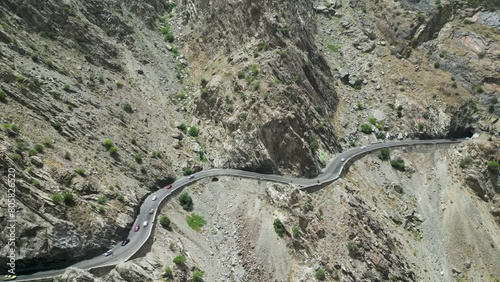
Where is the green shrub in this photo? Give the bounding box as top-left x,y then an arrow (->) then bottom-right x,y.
164,266 -> 173,278
391,160 -> 405,171
491,97 -> 498,105
134,153 -> 143,164
64,151 -> 71,160
98,206 -> 105,214
10,153 -> 21,162
178,123 -> 187,132
310,139 -> 319,152
192,269 -> 204,281
109,146 -> 118,155
353,79 -> 363,90
161,24 -> 175,42
487,161 -> 500,172
360,123 -> 372,134
237,70 -> 245,79
451,81 -> 457,88
116,194 -> 125,202
292,226 -> 300,238
160,216 -> 171,229
251,64 -> 259,76
327,44 -> 341,52
417,122 -> 425,131
63,84 -> 70,91
32,179 -> 41,188
315,268 -> 326,280
0,90 -> 7,103
97,196 -> 108,205
28,149 -> 38,156
189,126 -> 199,137
186,213 -> 206,231
347,241 -> 359,253
475,85 -> 483,93
253,81 -> 260,91
460,156 -> 473,168
171,46 -> 179,57
3,123 -> 20,135
34,144 -> 44,153
42,138 -> 53,148
51,193 -> 63,203
489,104 -> 495,113
63,174 -> 73,186
273,218 -> 286,237
173,255 -> 186,265
75,167 -> 86,176
63,192 -> 74,204
123,103 -> 133,113
103,139 -> 113,148
116,81 -> 124,88
182,167 -> 193,176
389,274 -> 398,281
152,151 -> 161,158
378,148 -> 390,161
434,62 -> 440,68
179,192 -> 193,211
368,116 -> 377,125
280,25 -> 290,37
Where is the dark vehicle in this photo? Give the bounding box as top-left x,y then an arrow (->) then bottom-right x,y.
121,239 -> 130,246
134,224 -> 140,232
450,138 -> 457,141
165,184 -> 172,190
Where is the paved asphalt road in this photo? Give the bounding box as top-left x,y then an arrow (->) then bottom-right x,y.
15,138 -> 463,281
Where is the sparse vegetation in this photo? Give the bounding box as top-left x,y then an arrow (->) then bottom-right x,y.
164,266 -> 173,278
474,84 -> 483,93
63,192 -> 74,204
378,148 -> 390,161
173,255 -> 186,265
310,139 -> 319,152
97,196 -> 108,205
391,159 -> 405,171
315,268 -> 326,280
417,122 -> 425,131
186,213 -> 206,231
161,24 -> 175,42
327,44 -> 341,52
273,218 -> 286,237
434,61 -> 440,68
134,153 -> 143,164
51,193 -> 63,203
123,102 -> 133,113
182,167 -> 193,176
75,167 -> 85,176
353,78 -> 363,90
188,126 -> 199,137
160,216 -> 171,229
179,192 -> 193,211
460,156 -> 473,168
0,90 -> 7,103
192,269 -> 204,281
360,123 -> 372,134
292,226 -> 300,238
347,241 -> 359,254
487,161 -> 499,173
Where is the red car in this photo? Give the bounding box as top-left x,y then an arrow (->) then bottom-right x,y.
165,184 -> 172,190
134,224 -> 140,232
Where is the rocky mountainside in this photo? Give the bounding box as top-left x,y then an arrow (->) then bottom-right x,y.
0,0 -> 499,280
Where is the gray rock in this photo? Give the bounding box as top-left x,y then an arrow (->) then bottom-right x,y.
30,156 -> 44,167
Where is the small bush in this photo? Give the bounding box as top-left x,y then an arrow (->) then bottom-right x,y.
353,79 -> 363,90
292,226 -> 300,238
193,269 -> 204,281
3,123 -> 20,135
460,156 -> 473,168
116,194 -> 125,202
63,174 -> 73,186
32,179 -> 41,188
116,81 -> 124,88
491,97 -> 498,105
451,81 -> 457,88
51,193 -> 63,203
63,84 -> 70,91
10,153 -> 21,162
327,44 -> 341,52
389,274 -> 398,282
152,151 -> 162,158
315,268 -> 326,280
164,266 -> 173,278
186,213 -> 206,231
123,103 -> 133,113
475,85 -> 484,93
251,64 -> 259,76
63,192 -> 74,204
28,149 -> 38,156
75,167 -> 86,176
487,161 -> 500,173
273,218 -> 286,237
360,123 -> 372,134
347,241 -> 359,254
489,105 -> 495,113
253,81 -> 260,91
182,167 -> 193,176
173,255 -> 186,265
98,206 -> 105,214
42,138 -> 53,148
368,116 -> 377,125
178,123 -> 187,132
34,144 -> 44,153
134,153 -> 143,164
434,62 -> 440,68
160,216 -> 171,229
237,70 -> 245,79
179,192 -> 193,211
187,126 -> 198,138
310,139 -> 319,152
97,196 -> 108,205
109,146 -> 118,155
103,139 -> 114,149
0,90 -> 7,103
378,148 -> 390,161
391,160 -> 405,171
417,122 -> 425,131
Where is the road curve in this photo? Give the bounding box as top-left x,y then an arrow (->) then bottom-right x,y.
16,138 -> 463,281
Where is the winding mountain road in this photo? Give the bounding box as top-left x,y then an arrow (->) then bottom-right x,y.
16,138 -> 463,281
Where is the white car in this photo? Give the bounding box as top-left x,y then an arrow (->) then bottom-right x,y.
149,209 -> 155,214
360,146 -> 366,149
188,175 -> 194,179
143,221 -> 148,227
341,158 -> 346,162
103,250 -> 113,256
152,195 -> 157,201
